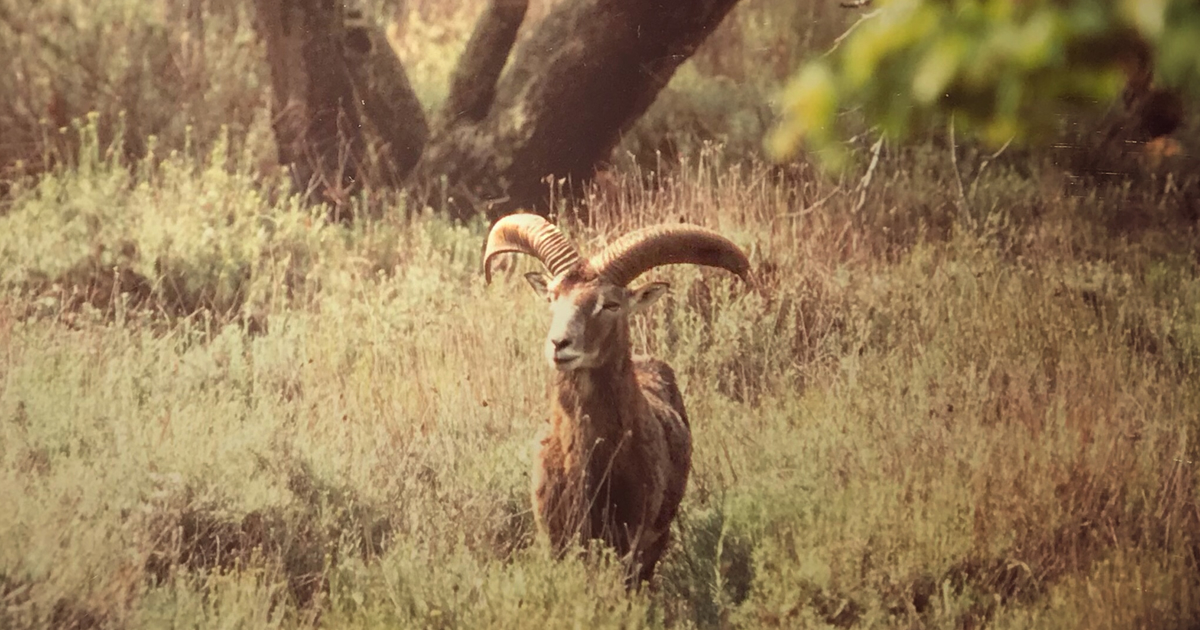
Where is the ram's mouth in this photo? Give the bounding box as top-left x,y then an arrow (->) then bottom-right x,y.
551,353 -> 583,370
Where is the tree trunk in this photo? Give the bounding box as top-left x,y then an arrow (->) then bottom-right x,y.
253,0 -> 366,217
440,0 -> 528,128
415,0 -> 743,221
343,8 -> 429,189
255,0 -> 742,221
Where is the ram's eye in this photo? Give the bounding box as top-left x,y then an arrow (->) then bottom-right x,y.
602,302 -> 621,311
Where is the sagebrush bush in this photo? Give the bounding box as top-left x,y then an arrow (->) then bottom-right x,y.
1,121 -> 363,323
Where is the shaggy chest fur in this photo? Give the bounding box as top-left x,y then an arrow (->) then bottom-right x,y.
531,356 -> 692,580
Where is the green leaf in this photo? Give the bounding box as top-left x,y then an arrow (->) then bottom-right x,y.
767,63 -> 839,160
913,35 -> 968,104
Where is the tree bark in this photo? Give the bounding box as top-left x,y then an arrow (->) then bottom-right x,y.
343,8 -> 428,188
256,0 -> 742,221
440,0 -> 528,127
253,0 -> 365,217
414,0 -> 743,221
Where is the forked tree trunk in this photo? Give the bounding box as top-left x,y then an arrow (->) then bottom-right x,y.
253,0 -> 742,221
417,0 -> 743,220
343,8 -> 429,189
253,0 -> 364,217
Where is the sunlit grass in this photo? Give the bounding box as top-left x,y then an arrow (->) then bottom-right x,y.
2,0 -> 1200,627
1,119 -> 1199,628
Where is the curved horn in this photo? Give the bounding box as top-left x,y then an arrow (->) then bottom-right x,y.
483,214 -> 581,284
588,224 -> 751,287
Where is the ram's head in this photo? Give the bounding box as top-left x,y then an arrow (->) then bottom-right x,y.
484,214 -> 750,371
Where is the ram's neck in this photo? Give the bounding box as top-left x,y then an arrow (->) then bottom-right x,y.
551,356 -> 643,458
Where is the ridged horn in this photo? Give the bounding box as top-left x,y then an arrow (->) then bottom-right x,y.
483,214 -> 581,284
588,224 -> 751,287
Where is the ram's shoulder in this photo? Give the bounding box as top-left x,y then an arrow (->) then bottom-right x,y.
633,355 -> 688,429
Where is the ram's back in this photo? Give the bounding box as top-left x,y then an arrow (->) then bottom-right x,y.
634,356 -> 693,531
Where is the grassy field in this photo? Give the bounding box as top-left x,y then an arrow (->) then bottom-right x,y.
3,1 -> 1200,629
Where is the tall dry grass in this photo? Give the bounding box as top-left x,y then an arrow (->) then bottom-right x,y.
2,0 -> 1200,628
2,118 -> 1199,628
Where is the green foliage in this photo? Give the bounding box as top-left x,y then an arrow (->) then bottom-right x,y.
769,0 -> 1200,166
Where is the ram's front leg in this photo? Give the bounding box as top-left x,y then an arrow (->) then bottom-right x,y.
532,437 -> 590,552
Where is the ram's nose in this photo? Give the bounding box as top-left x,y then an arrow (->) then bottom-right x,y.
546,336 -> 582,370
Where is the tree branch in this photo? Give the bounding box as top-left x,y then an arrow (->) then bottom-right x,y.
344,8 -> 429,185
441,0 -> 529,125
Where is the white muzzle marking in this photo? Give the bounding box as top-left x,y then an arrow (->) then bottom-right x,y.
546,297 -> 589,370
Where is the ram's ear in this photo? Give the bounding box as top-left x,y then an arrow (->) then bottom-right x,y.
629,282 -> 669,313
525,272 -> 550,299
